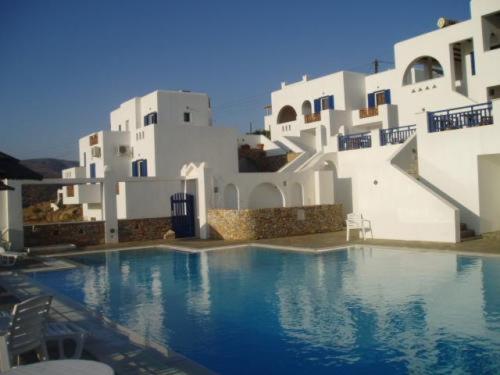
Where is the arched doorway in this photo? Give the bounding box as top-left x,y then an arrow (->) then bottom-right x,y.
248,183 -> 284,209
277,105 -> 297,124
403,56 -> 444,85
301,101 -> 312,116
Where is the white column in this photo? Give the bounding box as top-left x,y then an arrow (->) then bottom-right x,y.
101,169 -> 119,244
371,129 -> 381,148
196,167 -> 211,240
1,179 -> 24,251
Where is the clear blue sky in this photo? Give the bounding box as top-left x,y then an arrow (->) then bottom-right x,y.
0,0 -> 469,160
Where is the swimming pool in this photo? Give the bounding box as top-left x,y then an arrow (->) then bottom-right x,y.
32,246 -> 500,374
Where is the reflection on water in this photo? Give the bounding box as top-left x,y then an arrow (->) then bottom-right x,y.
32,247 -> 500,375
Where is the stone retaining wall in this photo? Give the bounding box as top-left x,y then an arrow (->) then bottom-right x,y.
208,204 -> 343,240
24,221 -> 105,247
118,217 -> 172,242
24,217 -> 173,247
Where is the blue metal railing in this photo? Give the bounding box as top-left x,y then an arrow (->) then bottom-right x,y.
428,102 -> 493,133
380,125 -> 416,146
338,132 -> 372,151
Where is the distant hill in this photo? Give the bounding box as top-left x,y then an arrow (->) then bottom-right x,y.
21,158 -> 78,178
20,158 -> 78,207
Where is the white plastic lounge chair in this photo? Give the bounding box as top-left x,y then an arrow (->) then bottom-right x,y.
0,247 -> 27,267
346,213 -> 372,241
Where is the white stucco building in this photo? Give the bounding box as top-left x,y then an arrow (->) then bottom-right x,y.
59,0 -> 500,242
2,0 -> 500,249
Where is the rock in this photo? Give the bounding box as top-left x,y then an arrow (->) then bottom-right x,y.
163,229 -> 176,240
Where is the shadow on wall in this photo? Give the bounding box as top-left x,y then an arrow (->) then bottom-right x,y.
248,183 -> 284,209
418,176 -> 479,232
322,160 -> 352,217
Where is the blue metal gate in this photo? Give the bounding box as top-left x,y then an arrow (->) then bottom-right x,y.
170,193 -> 195,238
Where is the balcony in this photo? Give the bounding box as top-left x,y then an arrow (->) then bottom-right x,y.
304,113 -> 321,123
338,132 -> 372,151
352,104 -> 397,128
428,102 -> 493,133
380,125 -> 416,146
359,107 -> 379,119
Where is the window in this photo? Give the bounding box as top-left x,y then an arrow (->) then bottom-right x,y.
470,52 -> 476,76
368,90 -> 391,108
125,120 -> 129,131
315,95 -> 334,112
118,124 -> 122,131
132,159 -> 148,177
184,112 -> 191,122
144,112 -> 158,126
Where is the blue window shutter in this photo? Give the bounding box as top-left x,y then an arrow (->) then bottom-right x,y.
314,99 -> 321,113
141,159 -> 148,177
470,52 -> 476,75
132,161 -> 138,177
384,90 -> 391,104
328,95 -> 335,110
89,163 -> 96,178
368,93 -> 375,108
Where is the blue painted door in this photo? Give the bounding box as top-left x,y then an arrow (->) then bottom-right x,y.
89,163 -> 96,178
170,193 -> 195,238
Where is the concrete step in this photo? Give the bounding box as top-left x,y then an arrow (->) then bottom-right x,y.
460,229 -> 476,240
461,234 -> 483,242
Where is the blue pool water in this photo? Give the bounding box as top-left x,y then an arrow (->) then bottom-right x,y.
32,247 -> 500,374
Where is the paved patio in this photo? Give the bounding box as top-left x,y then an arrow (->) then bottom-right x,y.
72,229 -> 500,255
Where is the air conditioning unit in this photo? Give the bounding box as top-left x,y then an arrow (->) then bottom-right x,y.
117,145 -> 132,157
91,146 -> 101,158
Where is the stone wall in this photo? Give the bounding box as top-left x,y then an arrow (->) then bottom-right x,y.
239,146 -> 300,172
24,221 -> 105,247
24,217 -> 173,247
208,204 -> 343,240
118,217 -> 172,242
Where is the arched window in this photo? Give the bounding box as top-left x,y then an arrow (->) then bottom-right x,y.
301,101 -> 312,116
248,183 -> 284,209
403,56 -> 444,85
277,105 -> 297,124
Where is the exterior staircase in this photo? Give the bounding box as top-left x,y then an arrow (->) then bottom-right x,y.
393,134 -> 482,243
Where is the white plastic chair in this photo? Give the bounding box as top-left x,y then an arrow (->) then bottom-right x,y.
0,295 -> 88,371
0,295 -> 52,370
346,213 -> 372,241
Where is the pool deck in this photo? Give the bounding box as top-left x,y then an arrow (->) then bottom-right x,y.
76,229 -> 500,256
